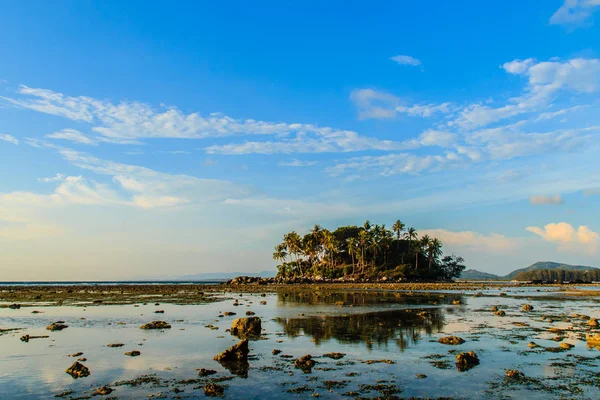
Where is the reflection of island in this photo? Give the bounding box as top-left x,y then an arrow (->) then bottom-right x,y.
275,308 -> 446,351
277,290 -> 463,307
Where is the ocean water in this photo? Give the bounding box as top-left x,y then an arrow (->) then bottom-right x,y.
1,288 -> 599,399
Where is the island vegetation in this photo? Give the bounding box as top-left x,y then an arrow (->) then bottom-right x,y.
272,220 -> 465,281
513,268 -> 600,283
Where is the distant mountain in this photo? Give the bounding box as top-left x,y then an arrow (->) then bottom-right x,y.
503,261 -> 598,280
176,270 -> 277,281
458,269 -> 501,281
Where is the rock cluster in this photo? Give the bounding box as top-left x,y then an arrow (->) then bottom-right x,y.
230,317 -> 262,338
455,351 -> 479,372
139,321 -> 171,330
47,322 -> 69,331
204,383 -> 224,397
438,336 -> 465,345
294,354 -> 316,373
65,362 -> 90,378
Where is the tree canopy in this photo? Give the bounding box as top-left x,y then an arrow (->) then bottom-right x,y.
273,220 -> 465,281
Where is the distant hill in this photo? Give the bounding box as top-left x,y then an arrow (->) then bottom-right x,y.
504,261 -> 598,280
458,269 -> 501,280
176,270 -> 277,281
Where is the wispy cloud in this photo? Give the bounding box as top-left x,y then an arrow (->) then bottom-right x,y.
529,195 -> 564,205
37,173 -> 65,183
278,159 -> 318,167
550,0 -> 600,27
390,55 -> 421,66
0,133 -> 19,145
46,129 -> 97,145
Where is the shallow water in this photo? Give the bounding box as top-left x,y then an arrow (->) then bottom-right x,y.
1,288 -> 599,399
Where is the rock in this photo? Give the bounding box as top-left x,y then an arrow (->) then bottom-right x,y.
587,318 -> 599,327
455,351 -> 479,372
559,342 -> 574,350
323,352 -> 345,360
586,333 -> 600,344
272,349 -> 282,355
198,368 -> 217,377
230,317 -> 262,338
65,362 -> 90,378
107,343 -> 124,347
140,321 -> 171,330
223,311 -> 236,316
8,303 -> 21,309
204,383 -> 224,397
438,336 -> 465,345
334,301 -> 345,306
94,386 -> 114,396
494,310 -> 506,317
71,352 -> 83,357
245,311 -> 255,316
20,334 -> 49,342
214,339 -> 249,362
125,350 -> 141,356
452,300 -> 462,305
527,341 -> 539,348
154,310 -> 165,314
260,301 -> 267,305
46,322 -> 69,331
294,354 -> 316,372
491,306 -> 498,312
506,369 -> 524,379
522,304 -> 534,311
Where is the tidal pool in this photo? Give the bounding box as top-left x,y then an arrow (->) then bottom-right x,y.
1,287 -> 599,399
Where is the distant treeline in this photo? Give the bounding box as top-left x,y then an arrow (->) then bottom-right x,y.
514,268 -> 600,283
273,220 -> 465,281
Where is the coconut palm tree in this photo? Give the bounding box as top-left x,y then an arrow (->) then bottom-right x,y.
392,220 -> 405,241
273,244 -> 288,277
347,237 -> 358,276
428,238 -> 443,273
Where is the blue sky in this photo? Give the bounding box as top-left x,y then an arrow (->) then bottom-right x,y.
1,0 -> 600,280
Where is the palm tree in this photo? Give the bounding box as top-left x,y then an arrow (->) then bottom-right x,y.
358,230 -> 370,274
273,244 -> 288,277
404,227 -> 418,269
285,231 -> 302,274
347,237 -> 358,276
392,220 -> 405,241
428,238 -> 443,272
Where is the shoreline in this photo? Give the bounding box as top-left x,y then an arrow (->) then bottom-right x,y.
1,281 -> 599,307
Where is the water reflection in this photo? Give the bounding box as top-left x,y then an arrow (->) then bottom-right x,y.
277,290 -> 461,307
275,308 -> 445,350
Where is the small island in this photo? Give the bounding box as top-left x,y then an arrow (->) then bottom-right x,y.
272,220 -> 465,282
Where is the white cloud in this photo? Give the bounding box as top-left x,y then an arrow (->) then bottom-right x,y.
527,222 -> 599,254
350,88 -> 453,120
0,133 -> 19,145
529,195 -> 564,205
390,55 -> 421,66
550,0 -> 600,27
418,130 -> 456,147
205,130 -> 418,155
350,89 -> 399,119
452,58 -> 600,129
327,153 -> 450,177
419,229 -> 518,252
278,159 -> 318,167
37,173 -> 65,183
46,129 -> 97,145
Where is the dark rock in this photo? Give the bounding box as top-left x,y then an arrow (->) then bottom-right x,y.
294,354 -> 316,373
223,311 -> 236,316
140,321 -> 171,330
323,352 -> 345,360
272,349 -> 282,355
455,351 -> 479,372
438,336 -> 465,345
494,310 -> 506,317
198,368 -> 217,377
46,322 -> 69,331
107,343 -> 124,347
71,352 -> 83,357
204,383 -> 224,397
125,350 -> 141,356
94,386 -> 114,396
230,317 -> 262,338
214,339 -> 249,362
8,304 -> 21,309
522,304 -> 534,311
154,310 -> 165,314
65,361 -> 90,378
506,369 -> 524,379
245,311 -> 255,316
